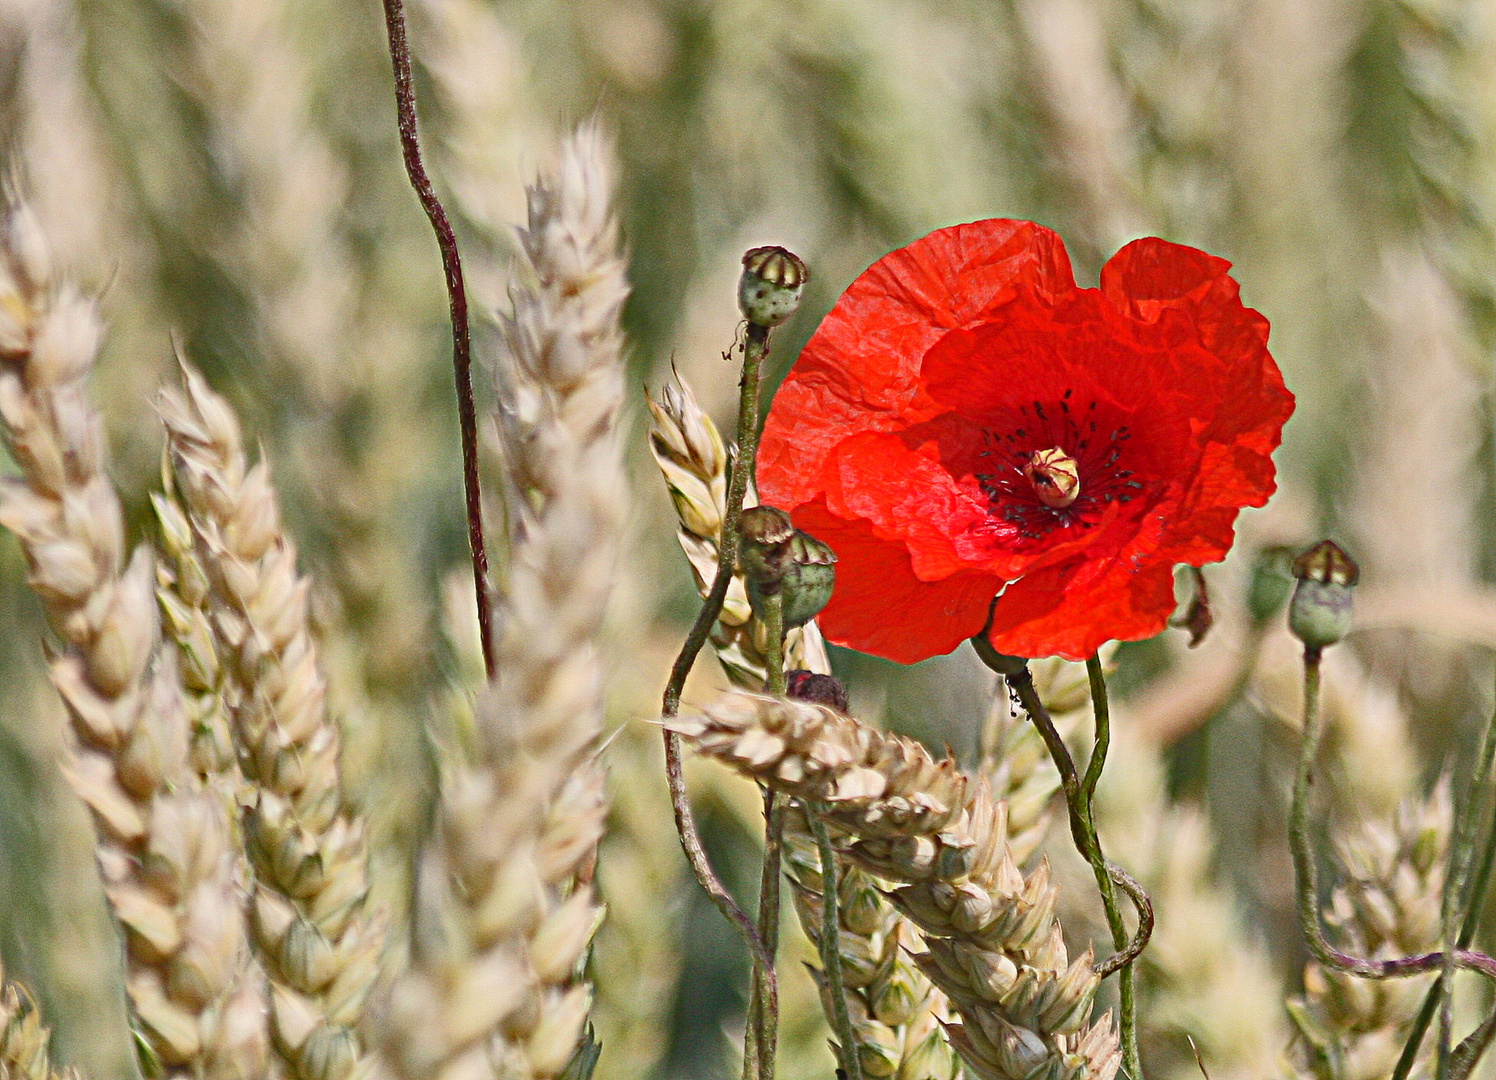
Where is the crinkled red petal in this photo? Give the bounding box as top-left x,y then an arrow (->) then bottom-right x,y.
790,500 -> 1001,664
759,220 -> 1077,511
984,558 -> 1179,662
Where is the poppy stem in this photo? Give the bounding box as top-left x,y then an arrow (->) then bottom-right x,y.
1293,647 -> 1496,990
744,591 -> 787,1080
1082,657 -> 1141,1080
1393,666 -> 1496,1080
379,0 -> 494,680
808,806 -> 866,1080
996,657 -> 1152,1077
660,322 -> 777,1073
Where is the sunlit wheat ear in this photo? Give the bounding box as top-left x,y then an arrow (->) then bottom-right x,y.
369,121 -> 629,1080
1285,785 -> 1451,1080
0,198 -> 273,1080
673,692 -> 1121,1080
646,367 -> 830,683
1,956 -> 80,1080
158,368 -> 382,1080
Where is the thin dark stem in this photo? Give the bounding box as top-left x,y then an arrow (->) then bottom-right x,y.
1082,657 -> 1140,1080
1294,647 -> 1496,987
1395,668 -> 1496,1080
808,808 -> 864,1080
379,0 -> 493,679
660,322 -> 774,1034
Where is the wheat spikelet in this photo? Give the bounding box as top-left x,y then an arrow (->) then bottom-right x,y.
0,198 -> 272,1080
158,369 -> 381,1080
1285,788 -> 1451,1080
646,369 -> 830,684
648,364 -> 951,1077
370,122 -> 627,1080
672,692 -> 1121,1080
0,957 -> 77,1080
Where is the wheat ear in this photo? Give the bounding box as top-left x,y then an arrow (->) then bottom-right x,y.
0,199 -> 272,1080
1,957 -> 78,1080
672,692 -> 1121,1080
370,121 -> 627,1080
158,369 -> 382,1080
1286,787 -> 1451,1080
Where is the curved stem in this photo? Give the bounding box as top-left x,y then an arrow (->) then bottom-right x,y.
808,808 -> 865,1080
379,0 -> 493,679
660,322 -> 775,1044
1081,657 -> 1140,1080
1294,647 -> 1496,988
994,656 -> 1149,1077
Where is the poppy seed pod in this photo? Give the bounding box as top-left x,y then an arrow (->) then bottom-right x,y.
1289,540 -> 1358,650
748,530 -> 837,628
739,505 -> 797,584
738,246 -> 807,327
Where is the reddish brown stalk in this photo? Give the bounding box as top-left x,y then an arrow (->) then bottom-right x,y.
380,0 -> 495,679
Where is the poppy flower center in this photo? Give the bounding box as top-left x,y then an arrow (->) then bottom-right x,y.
1024,447 -> 1080,508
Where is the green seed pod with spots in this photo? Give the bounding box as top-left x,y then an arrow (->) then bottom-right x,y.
748,529 -> 837,628
738,245 -> 807,327
1289,540 -> 1359,650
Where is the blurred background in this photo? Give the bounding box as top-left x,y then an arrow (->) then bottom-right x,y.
3,0 -> 1496,1077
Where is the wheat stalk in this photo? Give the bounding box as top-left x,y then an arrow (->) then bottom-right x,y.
672,691 -> 1122,1080
370,121 -> 627,1080
0,198 -> 273,1080
158,368 -> 382,1080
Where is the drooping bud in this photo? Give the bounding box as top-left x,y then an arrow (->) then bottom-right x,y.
1024,447 -> 1080,509
738,246 -> 807,327
1289,540 -> 1359,650
785,670 -> 849,712
1247,545 -> 1296,624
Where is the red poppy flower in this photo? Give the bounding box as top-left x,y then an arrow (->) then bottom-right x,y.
757,219 -> 1294,663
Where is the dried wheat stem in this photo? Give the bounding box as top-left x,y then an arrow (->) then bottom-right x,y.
371,122 -> 627,1080
159,369 -> 382,1080
671,691 -> 1122,1080
1,956 -> 79,1080
0,199 -> 272,1080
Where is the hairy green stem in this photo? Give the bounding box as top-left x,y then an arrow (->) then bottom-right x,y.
1293,648 -> 1496,987
1082,657 -> 1140,1080
807,808 -> 864,1080
1396,669 -> 1496,1080
744,590 -> 787,1080
661,322 -> 775,1020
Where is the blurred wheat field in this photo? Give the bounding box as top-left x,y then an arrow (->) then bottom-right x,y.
4,0 -> 1496,1078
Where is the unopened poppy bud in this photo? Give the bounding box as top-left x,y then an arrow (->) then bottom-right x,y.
1247,545 -> 1296,624
1289,540 -> 1358,649
749,530 -> 837,628
784,670 -> 849,712
738,246 -> 807,327
739,505 -> 796,584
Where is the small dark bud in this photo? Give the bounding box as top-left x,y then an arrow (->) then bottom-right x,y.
738,246 -> 807,327
1289,540 -> 1358,649
784,670 -> 849,712
739,505 -> 797,585
1246,545 -> 1296,624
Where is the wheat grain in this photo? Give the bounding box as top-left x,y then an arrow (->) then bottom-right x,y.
0,197 -> 273,1080
672,692 -> 1121,1080
0,956 -> 78,1080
